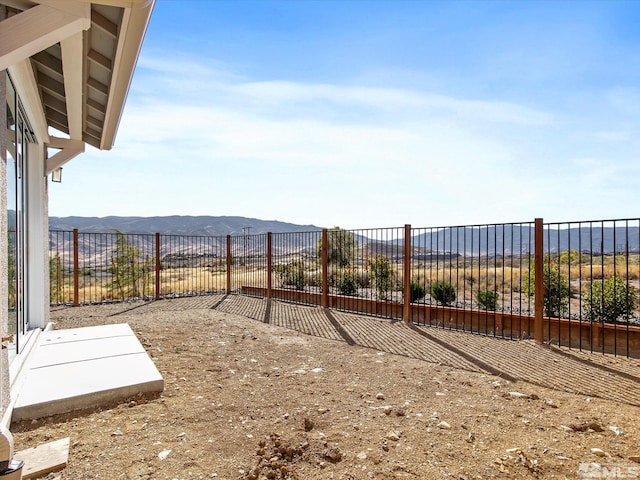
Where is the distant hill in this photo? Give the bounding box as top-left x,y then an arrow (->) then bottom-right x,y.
49,215 -> 323,236
410,225 -> 640,255
48,216 -> 639,259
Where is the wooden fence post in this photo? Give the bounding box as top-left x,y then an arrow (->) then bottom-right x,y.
322,229 -> 328,308
155,232 -> 161,301
534,218 -> 544,343
226,235 -> 232,294
267,232 -> 272,298
403,224 -> 412,322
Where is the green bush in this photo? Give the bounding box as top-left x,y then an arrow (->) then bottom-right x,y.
409,281 -> 426,303
333,269 -> 359,296
584,276 -> 638,324
476,289 -> 499,310
367,255 -> 395,300
523,263 -> 570,318
430,281 -> 456,306
273,262 -> 306,290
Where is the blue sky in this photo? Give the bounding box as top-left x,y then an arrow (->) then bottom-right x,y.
49,0 -> 640,229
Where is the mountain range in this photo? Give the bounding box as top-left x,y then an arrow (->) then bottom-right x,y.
48,216 -> 640,256
49,215 -> 322,236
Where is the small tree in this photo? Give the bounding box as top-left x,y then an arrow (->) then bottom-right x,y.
49,253 -> 63,303
523,263 -> 570,318
317,227 -> 358,268
367,255 -> 394,300
430,281 -> 456,306
108,230 -> 154,298
584,276 -> 638,324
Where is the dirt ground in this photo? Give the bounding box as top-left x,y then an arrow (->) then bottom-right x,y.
10,299 -> 640,480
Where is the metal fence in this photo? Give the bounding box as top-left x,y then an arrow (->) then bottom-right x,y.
49,217 -> 640,356
409,222 -> 536,339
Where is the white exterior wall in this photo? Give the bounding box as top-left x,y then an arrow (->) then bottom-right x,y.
0,70 -> 10,420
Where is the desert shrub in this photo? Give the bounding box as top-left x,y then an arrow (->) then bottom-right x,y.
584,276 -> 638,324
409,281 -> 426,303
356,270 -> 370,288
367,255 -> 395,300
333,269 -> 359,296
273,262 -> 306,290
523,263 -> 570,318
558,249 -> 585,265
476,289 -> 499,310
306,271 -> 321,288
430,281 -> 456,306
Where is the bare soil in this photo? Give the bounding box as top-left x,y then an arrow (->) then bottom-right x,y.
11,301 -> 640,480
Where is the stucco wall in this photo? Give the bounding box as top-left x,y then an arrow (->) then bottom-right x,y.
0,71 -> 10,419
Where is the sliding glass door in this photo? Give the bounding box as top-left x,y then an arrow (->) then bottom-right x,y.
5,72 -> 33,362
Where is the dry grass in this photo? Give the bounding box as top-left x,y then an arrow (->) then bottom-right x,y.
51,259 -> 640,317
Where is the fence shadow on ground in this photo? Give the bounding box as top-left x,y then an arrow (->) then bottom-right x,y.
110,295 -> 640,407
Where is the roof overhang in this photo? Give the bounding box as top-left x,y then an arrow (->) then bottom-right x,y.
0,0 -> 154,169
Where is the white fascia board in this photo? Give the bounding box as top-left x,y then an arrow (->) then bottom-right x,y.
100,0 -> 154,149
45,137 -> 85,173
60,31 -> 84,140
7,60 -> 50,143
0,3 -> 90,71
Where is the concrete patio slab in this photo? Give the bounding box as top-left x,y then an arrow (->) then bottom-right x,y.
11,324 -> 164,422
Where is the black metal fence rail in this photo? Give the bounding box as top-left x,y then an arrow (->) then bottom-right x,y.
267,230 -> 322,304
543,219 -> 640,354
161,234 -> 227,297
48,218 -> 640,357
409,222 -> 535,340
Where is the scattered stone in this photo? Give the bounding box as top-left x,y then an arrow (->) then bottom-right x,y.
303,418 -> 314,432
158,449 -> 172,460
111,429 -> 123,436
560,425 -> 574,432
437,421 -> 451,430
571,422 -> 604,433
357,451 -> 368,460
382,406 -> 392,415
591,448 -> 607,457
508,392 -> 530,399
505,448 -> 521,453
387,431 -> 400,441
629,456 -> 640,464
466,432 -> 475,443
544,399 -> 558,408
376,393 -> 385,400
608,425 -> 623,436
324,447 -> 343,463
311,368 -> 324,373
